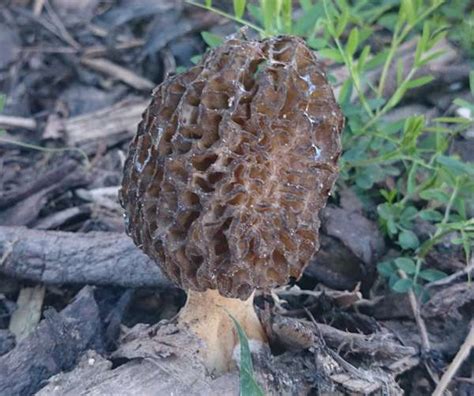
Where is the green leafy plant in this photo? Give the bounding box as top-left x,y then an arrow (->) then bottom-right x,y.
186,0 -> 474,297
438,0 -> 474,57
378,256 -> 447,297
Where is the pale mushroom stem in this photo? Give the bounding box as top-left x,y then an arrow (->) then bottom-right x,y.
178,288 -> 267,374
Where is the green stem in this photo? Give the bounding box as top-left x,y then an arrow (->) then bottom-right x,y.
347,151 -> 434,169
376,1 -> 443,98
335,39 -> 374,117
377,24 -> 402,98
441,178 -> 460,226
0,138 -> 90,167
322,0 -> 373,118
399,174 -> 437,206
185,1 -> 266,36
414,179 -> 460,284
364,67 -> 418,131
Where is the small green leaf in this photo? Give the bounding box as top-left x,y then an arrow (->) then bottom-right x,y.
406,75 -> 434,89
201,31 -> 223,48
357,45 -> 371,73
400,206 -> 418,225
419,189 -> 450,204
436,155 -> 474,177
377,203 -> 394,220
412,283 -> 425,298
450,237 -> 465,245
406,163 -> 418,195
205,0 -> 212,6
378,261 -> 395,277
414,23 -> 427,65
387,218 -> 398,237
418,269 -> 447,282
419,209 -> 443,222
346,27 -> 359,57
380,189 -> 397,204
389,272 -> 400,289
398,229 -> 420,250
366,49 -> 389,70
418,50 -> 446,67
319,48 -> 344,62
391,278 -> 413,293
336,5 -> 349,37
293,2 -> 324,35
190,54 -> 202,64
402,0 -> 416,25
355,173 -> 372,190
338,79 -> 353,106
378,13 -> 398,31
401,115 -> 424,149
389,85 -> 408,109
307,37 -> 328,49
394,257 -> 417,274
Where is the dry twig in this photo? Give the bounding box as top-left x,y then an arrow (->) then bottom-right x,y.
433,321 -> 474,396
0,115 -> 37,131
399,271 -> 431,352
80,57 -> 154,91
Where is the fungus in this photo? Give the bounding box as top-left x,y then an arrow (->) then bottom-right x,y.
120,36 -> 344,374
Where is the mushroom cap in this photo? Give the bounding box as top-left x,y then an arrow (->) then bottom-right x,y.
120,36 -> 344,299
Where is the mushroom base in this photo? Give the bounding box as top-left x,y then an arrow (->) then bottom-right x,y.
178,288 -> 267,375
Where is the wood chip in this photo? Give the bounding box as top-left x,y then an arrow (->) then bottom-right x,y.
330,373 -> 381,393
64,98 -> 148,146
8,285 -> 46,341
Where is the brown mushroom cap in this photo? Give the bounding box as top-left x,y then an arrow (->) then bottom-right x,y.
120,36 -> 344,299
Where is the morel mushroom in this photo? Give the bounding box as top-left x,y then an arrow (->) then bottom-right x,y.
120,36 -> 344,373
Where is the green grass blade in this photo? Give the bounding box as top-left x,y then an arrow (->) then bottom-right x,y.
260,0 -> 274,36
227,313 -> 265,396
282,0 -> 292,33
233,0 -> 247,19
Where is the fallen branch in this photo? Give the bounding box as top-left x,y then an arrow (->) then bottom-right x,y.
0,226 -> 171,289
